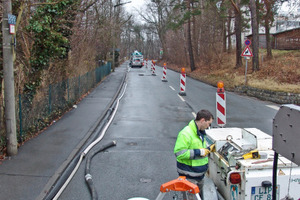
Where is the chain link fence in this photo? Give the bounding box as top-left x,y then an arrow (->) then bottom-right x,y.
16,63 -> 111,142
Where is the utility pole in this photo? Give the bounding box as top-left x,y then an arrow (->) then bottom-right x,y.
2,0 -> 18,155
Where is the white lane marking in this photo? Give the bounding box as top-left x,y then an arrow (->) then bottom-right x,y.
192,112 -> 196,118
169,86 -> 175,91
266,105 -> 280,110
177,94 -> 185,102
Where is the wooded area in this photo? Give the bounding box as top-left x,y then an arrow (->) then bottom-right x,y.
0,0 -> 298,155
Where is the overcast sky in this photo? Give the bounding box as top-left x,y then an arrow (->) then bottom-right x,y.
123,0 -> 146,13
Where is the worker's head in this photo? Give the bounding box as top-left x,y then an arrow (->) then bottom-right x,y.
195,110 -> 214,130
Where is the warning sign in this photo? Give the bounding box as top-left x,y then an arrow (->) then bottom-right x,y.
241,46 -> 253,57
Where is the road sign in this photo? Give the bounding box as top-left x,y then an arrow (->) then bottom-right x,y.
245,39 -> 251,46
160,48 -> 163,55
8,14 -> 16,25
9,24 -> 15,34
241,46 -> 253,57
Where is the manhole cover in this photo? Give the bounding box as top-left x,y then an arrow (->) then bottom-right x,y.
140,178 -> 152,183
127,142 -> 137,146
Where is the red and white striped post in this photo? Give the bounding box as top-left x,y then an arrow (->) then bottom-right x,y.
216,81 -> 226,127
151,60 -> 154,72
161,63 -> 168,82
152,60 -> 156,76
145,58 -> 148,69
179,68 -> 186,96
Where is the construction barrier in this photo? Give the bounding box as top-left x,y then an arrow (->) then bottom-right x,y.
179,68 -> 186,96
151,60 -> 153,71
152,60 -> 156,76
161,63 -> 168,82
216,81 -> 226,127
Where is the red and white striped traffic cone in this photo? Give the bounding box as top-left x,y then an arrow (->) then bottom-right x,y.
151,60 -> 154,72
161,63 -> 168,82
179,68 -> 186,96
152,61 -> 156,76
216,81 -> 226,127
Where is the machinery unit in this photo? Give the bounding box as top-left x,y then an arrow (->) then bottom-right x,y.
129,50 -> 144,68
206,127 -> 300,200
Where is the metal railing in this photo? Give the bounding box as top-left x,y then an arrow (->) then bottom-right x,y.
16,62 -> 111,142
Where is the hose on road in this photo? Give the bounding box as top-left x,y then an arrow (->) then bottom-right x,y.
44,66 -> 128,200
85,141 -> 117,200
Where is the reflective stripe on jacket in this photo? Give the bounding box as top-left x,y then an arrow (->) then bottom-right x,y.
174,120 -> 208,179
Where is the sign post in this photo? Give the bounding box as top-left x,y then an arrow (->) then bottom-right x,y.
241,40 -> 253,84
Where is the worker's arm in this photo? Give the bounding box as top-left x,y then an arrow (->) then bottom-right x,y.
174,133 -> 193,159
199,148 -> 210,156
174,133 -> 209,159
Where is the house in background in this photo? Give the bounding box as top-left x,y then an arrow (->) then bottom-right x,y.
246,27 -> 300,50
243,4 -> 300,50
245,33 -> 270,49
273,27 -> 300,50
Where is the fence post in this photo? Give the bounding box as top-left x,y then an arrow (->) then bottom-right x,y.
19,93 -> 22,142
67,78 -> 69,102
78,75 -> 81,97
49,84 -> 52,115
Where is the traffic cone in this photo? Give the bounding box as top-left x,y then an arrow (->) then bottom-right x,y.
216,81 -> 226,127
152,60 -> 156,76
161,63 -> 168,82
179,68 -> 186,96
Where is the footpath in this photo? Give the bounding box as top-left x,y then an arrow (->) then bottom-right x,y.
0,63 -> 128,200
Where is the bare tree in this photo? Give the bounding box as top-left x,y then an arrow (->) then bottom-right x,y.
186,0 -> 196,71
261,0 -> 277,59
230,0 -> 243,68
139,0 -> 174,59
250,0 -> 259,71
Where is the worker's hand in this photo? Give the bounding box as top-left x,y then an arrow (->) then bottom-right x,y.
209,144 -> 216,152
200,148 -> 210,156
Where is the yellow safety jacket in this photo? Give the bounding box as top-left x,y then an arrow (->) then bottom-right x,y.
174,120 -> 208,179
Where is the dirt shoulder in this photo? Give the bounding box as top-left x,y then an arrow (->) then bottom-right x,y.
159,49 -> 300,94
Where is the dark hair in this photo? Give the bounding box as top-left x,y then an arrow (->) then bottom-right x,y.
196,109 -> 214,121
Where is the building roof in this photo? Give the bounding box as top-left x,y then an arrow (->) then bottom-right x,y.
246,27 -> 300,37
272,27 -> 300,35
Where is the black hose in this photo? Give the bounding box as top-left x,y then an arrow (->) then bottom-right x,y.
44,111 -> 112,200
43,69 -> 127,200
272,152 -> 278,200
85,141 -> 117,200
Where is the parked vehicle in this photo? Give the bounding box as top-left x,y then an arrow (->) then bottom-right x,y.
131,58 -> 143,68
130,50 -> 143,68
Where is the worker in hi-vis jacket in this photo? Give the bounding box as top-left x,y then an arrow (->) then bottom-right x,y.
174,109 -> 215,199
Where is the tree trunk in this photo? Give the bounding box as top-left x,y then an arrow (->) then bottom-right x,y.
234,6 -> 242,68
265,0 -> 273,59
227,9 -> 233,53
223,19 -> 227,52
193,14 -> 199,60
250,0 -> 259,71
187,0 -> 196,71
187,18 -> 196,71
265,19 -> 272,59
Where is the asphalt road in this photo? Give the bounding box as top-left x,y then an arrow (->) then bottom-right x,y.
57,61 -> 280,199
